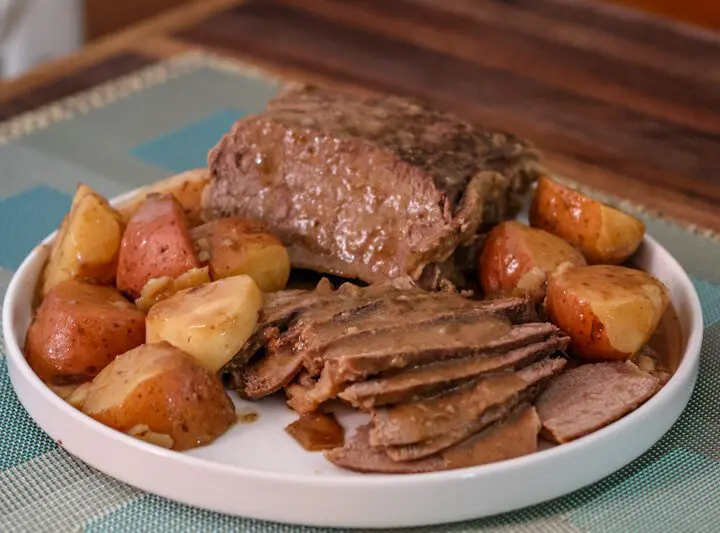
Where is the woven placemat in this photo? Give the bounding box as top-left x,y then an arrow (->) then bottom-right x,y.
0,53 -> 718,533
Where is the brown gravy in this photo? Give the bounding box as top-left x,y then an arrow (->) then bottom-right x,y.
634,304 -> 684,381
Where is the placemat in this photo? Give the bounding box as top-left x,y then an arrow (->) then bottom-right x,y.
0,52 -> 718,533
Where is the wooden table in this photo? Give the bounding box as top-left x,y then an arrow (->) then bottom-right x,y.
1,0 -> 718,232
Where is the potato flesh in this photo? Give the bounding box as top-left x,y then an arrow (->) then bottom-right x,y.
547,266 -> 669,359
135,266 -> 211,312
595,204 -> 646,264
79,343 -> 177,415
42,184 -> 123,295
146,275 -> 263,371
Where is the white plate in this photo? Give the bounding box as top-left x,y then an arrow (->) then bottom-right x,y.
3,188 -> 703,528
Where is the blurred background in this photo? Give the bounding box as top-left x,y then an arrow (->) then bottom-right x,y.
0,0 -> 718,80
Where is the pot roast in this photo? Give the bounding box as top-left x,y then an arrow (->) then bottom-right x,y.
203,84 -> 540,289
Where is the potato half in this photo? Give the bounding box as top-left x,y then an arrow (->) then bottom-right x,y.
478,221 -> 586,299
529,176 -> 645,265
146,274 -> 263,371
191,218 -> 290,292
41,183 -> 124,296
117,169 -> 209,227
546,265 -> 670,361
71,342 -> 235,450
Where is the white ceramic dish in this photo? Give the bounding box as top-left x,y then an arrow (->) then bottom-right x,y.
3,188 -> 703,529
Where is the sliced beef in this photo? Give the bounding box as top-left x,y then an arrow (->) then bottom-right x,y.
329,321 -> 561,381
535,361 -> 659,444
370,357 -> 565,460
286,321 -> 562,412
222,279 -> 384,389
340,335 -> 569,409
286,362 -> 343,414
204,84 -> 539,288
237,339 -> 305,399
298,294 -> 536,363
324,406 -> 540,474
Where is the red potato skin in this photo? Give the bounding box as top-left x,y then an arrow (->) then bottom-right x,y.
116,194 -> 200,298
478,221 -> 586,298
25,280 -> 146,383
88,344 -> 236,450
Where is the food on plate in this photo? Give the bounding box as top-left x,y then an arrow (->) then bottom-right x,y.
529,176 -> 645,265
134,266 -> 211,312
41,184 -> 124,296
285,412 -> 345,451
20,85 -> 680,474
70,342 -> 235,450
546,265 -> 670,361
116,194 -> 201,298
535,361 -> 659,443
191,218 -> 290,292
478,220 -> 586,299
202,84 -> 540,289
146,275 -> 263,371
25,280 -> 145,384
217,278 -> 568,472
326,406 -> 541,473
117,168 -> 209,226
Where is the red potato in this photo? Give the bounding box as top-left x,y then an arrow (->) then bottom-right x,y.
116,194 -> 201,298
25,280 -> 145,384
70,342 -> 235,450
546,265 -> 670,361
529,176 -> 645,265
478,221 -> 586,299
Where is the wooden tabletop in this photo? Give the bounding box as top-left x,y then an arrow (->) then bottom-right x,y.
1,0 -> 718,232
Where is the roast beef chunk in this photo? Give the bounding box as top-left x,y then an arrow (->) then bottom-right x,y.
340,335 -> 569,409
536,361 -> 659,444
324,406 -> 540,474
370,357 -> 565,460
204,84 -> 539,288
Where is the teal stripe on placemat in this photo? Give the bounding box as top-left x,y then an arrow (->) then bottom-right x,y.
131,108 -> 244,173
0,186 -> 70,271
